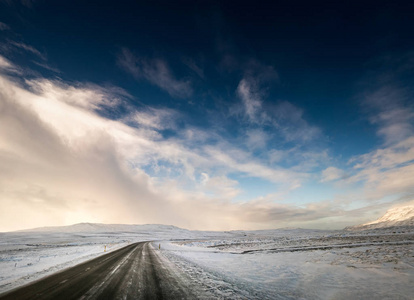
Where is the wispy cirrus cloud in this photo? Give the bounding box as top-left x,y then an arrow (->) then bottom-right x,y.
301,54 -> 414,227
9,41 -> 46,61
203,145 -> 305,188
117,48 -> 193,98
0,39 -> 61,74
272,101 -> 322,142
0,22 -> 10,31
235,62 -> 321,144
245,129 -> 269,150
338,54 -> 414,206
127,107 -> 179,130
31,60 -> 60,73
182,57 -> 204,79
361,53 -> 414,146
237,77 -> 266,123
363,85 -> 414,145
0,55 -> 21,74
321,167 -> 346,182
235,62 -> 276,123
349,137 -> 414,201
25,79 -> 128,111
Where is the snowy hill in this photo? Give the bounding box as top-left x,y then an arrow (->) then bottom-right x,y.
10,222 -> 244,241
16,222 -> 188,234
347,204 -> 414,231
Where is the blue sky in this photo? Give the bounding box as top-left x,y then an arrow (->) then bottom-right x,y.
0,0 -> 413,231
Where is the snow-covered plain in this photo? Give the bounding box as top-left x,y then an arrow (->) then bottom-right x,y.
0,223 -> 234,294
1,221 -> 413,299
158,228 -> 414,299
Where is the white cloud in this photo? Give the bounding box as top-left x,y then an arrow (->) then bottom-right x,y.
236,70 -> 321,144
204,146 -> 305,188
321,167 -> 345,182
348,137 -> 414,201
272,101 -> 321,142
128,107 -> 178,130
0,55 -> 21,74
200,174 -> 240,199
9,53 -> 413,231
311,58 -> 414,224
24,79 -> 125,111
234,61 -> 278,124
337,54 -> 414,205
1,55 -> 337,231
117,48 -> 192,98
236,78 -> 264,123
364,86 -> 414,145
245,129 -> 268,149
0,40 -> 61,76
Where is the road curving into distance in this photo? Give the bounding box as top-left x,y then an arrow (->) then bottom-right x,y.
0,242 -> 194,300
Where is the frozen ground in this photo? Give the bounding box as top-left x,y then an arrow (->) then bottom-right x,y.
0,223 -> 233,294
0,231 -> 139,293
1,224 -> 413,299
158,228 -> 414,299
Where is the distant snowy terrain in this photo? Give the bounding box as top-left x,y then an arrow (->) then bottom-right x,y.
1,219 -> 413,299
347,204 -> 414,230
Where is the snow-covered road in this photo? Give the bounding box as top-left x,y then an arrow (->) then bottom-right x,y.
0,242 -> 200,300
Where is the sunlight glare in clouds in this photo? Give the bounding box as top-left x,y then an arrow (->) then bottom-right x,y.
0,57 -> 338,231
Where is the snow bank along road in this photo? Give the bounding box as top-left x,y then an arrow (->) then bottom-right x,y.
0,242 -> 193,300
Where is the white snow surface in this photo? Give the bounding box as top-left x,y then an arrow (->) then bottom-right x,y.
157,228 -> 414,299
372,205 -> 414,223
0,223 -> 234,294
1,223 -> 413,299
348,204 -> 414,230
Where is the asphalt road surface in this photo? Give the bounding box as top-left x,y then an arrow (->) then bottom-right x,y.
0,242 -> 195,300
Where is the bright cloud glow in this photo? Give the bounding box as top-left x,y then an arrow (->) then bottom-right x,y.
1,56 -> 342,231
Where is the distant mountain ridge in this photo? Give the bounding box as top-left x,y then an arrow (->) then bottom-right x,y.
16,222 -> 188,233
347,204 -> 414,231
13,223 -> 327,235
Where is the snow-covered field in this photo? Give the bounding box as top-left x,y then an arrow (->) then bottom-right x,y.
0,231 -> 137,293
0,223 -> 233,294
158,228 -> 414,299
1,222 -> 413,299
